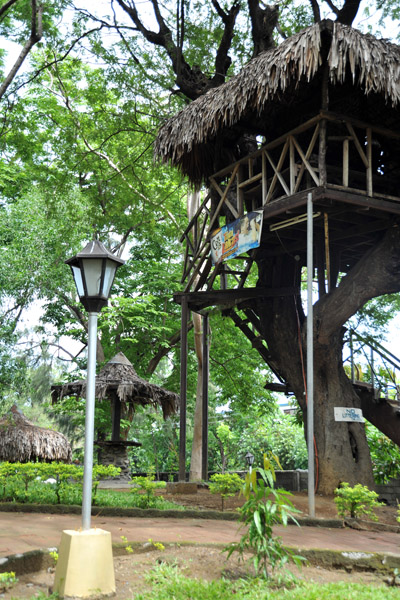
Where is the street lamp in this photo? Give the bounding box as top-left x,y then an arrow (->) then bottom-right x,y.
66,240 -> 125,530
54,240 -> 124,598
245,451 -> 254,474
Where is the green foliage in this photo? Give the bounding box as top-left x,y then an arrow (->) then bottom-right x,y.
334,482 -> 384,520
0,461 -> 119,505
209,472 -> 243,512
0,460 -> 181,510
129,473 -> 167,509
366,423 -> 400,484
133,562 -> 399,600
0,571 -> 17,592
224,455 -> 304,578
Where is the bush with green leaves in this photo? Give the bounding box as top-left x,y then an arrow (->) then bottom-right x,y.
334,482 -> 384,520
129,473 -> 167,509
366,423 -> 400,484
209,472 -> 243,511
224,454 -> 304,578
0,461 -> 119,505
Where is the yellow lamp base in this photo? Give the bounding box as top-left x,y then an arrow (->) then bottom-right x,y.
54,529 -> 115,598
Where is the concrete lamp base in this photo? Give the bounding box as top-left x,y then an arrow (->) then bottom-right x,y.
54,529 -> 115,598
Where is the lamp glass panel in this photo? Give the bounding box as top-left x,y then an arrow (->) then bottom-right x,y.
81,258 -> 103,296
102,260 -> 117,298
71,265 -> 85,297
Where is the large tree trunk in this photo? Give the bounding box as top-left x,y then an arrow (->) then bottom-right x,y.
255,224 -> 400,494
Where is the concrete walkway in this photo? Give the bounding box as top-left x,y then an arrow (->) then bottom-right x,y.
0,510 -> 399,560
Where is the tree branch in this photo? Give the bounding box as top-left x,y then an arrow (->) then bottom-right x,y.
335,0 -> 361,25
0,0 -> 43,100
309,0 -> 321,22
315,226 -> 400,343
116,0 -> 240,100
248,0 -> 278,57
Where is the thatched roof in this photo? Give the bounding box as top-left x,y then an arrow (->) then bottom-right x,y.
155,19 -> 400,183
0,405 -> 72,463
51,352 -> 179,419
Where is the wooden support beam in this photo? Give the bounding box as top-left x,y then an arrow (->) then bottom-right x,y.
324,213 -> 331,293
111,396 -> 121,442
342,138 -> 349,187
201,314 -> 209,482
366,127 -> 373,197
179,299 -> 188,482
174,286 -> 296,311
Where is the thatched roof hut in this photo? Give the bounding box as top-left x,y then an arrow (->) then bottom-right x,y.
155,19 -> 400,184
51,352 -> 179,420
0,405 -> 72,463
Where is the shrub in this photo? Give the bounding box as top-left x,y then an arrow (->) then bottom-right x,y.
334,482 -> 383,521
209,473 -> 243,511
129,473 -> 165,509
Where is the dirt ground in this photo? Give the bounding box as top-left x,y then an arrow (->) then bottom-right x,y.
1,490 -> 398,599
4,544 -> 392,600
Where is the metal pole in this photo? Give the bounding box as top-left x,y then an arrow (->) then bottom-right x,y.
201,314 -> 209,481
82,311 -> 99,531
179,299 -> 188,481
307,192 -> 315,517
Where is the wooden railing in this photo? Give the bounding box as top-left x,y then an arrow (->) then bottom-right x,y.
180,111 -> 400,293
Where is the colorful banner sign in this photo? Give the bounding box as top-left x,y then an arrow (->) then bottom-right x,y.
210,211 -> 263,264
334,407 -> 364,422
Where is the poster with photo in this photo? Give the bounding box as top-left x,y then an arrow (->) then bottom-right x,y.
210,210 -> 263,264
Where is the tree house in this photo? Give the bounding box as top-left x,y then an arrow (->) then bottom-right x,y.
155,20 -> 400,487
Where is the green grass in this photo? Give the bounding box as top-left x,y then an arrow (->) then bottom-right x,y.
132,563 -> 400,600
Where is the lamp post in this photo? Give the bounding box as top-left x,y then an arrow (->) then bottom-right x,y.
66,240 -> 125,530
245,451 -> 254,475
54,240 -> 124,599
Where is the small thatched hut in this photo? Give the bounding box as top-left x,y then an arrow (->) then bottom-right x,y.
0,405 -> 72,463
51,352 -> 179,479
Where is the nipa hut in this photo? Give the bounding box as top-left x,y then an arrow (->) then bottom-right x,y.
154,19 -> 400,476
155,19 -> 400,185
51,352 -> 179,479
0,404 -> 72,463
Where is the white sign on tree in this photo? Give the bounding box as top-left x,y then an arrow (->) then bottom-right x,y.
334,407 -> 364,422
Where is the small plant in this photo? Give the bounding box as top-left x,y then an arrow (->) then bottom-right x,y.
49,550 -> 59,564
120,535 -> 133,554
224,453 -> 305,578
148,538 -> 165,551
209,472 -> 243,511
130,473 -> 163,508
0,571 -> 18,592
334,482 -> 384,521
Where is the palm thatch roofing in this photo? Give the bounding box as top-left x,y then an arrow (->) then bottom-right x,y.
0,405 -> 72,463
155,19 -> 400,183
51,352 -> 179,419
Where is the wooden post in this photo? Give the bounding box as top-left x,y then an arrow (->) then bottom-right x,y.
324,213 -> 331,293
262,151 -> 267,205
290,136 -> 295,194
201,314 -> 209,482
366,127 -> 373,197
319,119 -> 327,186
179,298 -> 188,481
111,396 -> 121,442
342,138 -> 349,187
319,66 -> 329,187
